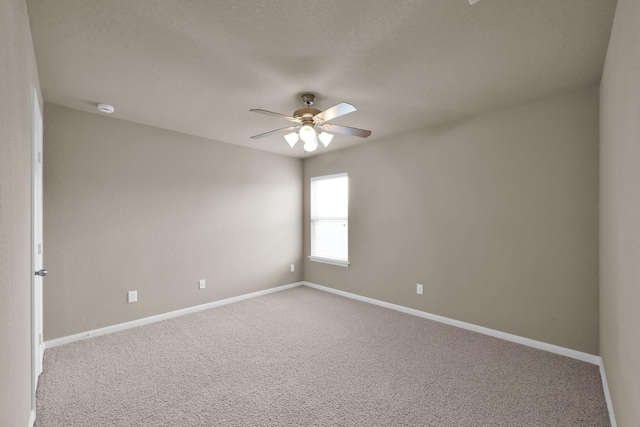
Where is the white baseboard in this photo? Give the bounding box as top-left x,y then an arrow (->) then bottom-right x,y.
303,281 -> 600,365
597,357 -> 617,427
42,279 -> 616,426
28,410 -> 35,427
304,281 -> 620,424
45,282 -> 303,349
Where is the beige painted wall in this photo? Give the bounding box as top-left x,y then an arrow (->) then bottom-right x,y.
304,88 -> 600,354
43,104 -> 302,340
0,0 -> 42,425
600,0 -> 640,423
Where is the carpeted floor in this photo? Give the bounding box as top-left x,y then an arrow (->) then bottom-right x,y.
35,286 -> 610,426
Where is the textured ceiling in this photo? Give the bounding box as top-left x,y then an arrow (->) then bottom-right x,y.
27,0 -> 617,158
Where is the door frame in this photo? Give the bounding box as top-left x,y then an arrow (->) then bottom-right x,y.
30,85 -> 44,421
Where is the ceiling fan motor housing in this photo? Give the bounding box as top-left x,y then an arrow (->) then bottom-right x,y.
293,107 -> 321,126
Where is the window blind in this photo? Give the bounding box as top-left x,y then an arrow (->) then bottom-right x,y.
310,173 -> 349,266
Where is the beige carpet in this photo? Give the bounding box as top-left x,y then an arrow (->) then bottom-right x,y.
35,286 -> 610,426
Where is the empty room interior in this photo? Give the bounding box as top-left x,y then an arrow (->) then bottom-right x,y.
2,0 -> 639,425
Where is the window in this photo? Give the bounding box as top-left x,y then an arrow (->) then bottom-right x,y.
309,173 -> 349,267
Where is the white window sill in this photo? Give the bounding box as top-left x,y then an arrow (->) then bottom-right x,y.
308,256 -> 350,267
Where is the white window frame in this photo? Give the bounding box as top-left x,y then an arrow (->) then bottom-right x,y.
309,173 -> 350,267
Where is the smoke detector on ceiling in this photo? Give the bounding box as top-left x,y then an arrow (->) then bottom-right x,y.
97,103 -> 115,114
468,0 -> 482,4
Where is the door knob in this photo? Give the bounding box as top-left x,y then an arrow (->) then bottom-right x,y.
35,269 -> 47,277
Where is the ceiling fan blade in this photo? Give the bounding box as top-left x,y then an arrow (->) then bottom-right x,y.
321,123 -> 371,138
314,102 -> 356,123
250,109 -> 300,123
250,126 -> 299,139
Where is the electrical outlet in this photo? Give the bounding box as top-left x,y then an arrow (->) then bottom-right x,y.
416,284 -> 423,295
128,290 -> 138,303
199,279 -> 206,289
290,264 -> 295,272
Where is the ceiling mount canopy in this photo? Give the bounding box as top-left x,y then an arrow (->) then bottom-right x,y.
250,94 -> 371,153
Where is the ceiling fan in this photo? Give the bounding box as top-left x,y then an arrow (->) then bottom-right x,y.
250,94 -> 371,152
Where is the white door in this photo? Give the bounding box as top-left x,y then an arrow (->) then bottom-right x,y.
31,86 -> 45,413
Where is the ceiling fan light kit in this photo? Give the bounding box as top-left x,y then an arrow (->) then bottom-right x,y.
284,132 -> 299,148
318,131 -> 333,147
250,94 -> 371,153
303,139 -> 318,152
299,124 -> 316,143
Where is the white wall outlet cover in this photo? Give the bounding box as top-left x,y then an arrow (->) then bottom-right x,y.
417,284 -> 423,295
199,279 -> 206,289
290,264 -> 295,272
128,290 -> 138,303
